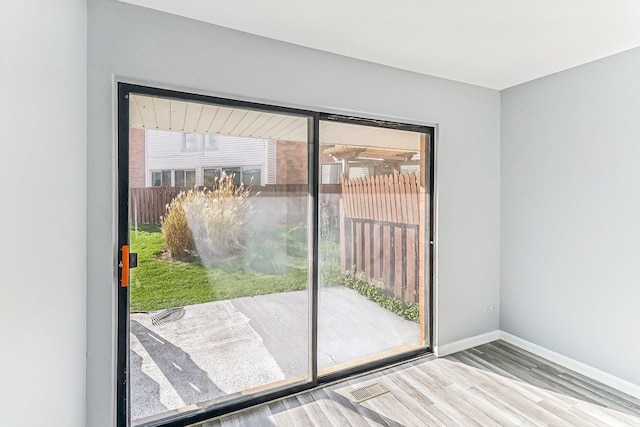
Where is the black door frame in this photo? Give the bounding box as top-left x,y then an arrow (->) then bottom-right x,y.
117,82 -> 435,427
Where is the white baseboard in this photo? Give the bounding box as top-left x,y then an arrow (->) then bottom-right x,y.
499,331 -> 640,400
435,330 -> 500,357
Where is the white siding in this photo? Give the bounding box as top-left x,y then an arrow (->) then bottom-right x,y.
145,129 -> 269,186
267,139 -> 277,184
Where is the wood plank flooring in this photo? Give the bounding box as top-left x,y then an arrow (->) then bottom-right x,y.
192,340 -> 640,426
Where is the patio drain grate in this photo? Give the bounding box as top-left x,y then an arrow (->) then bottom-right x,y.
151,307 -> 185,326
348,382 -> 389,403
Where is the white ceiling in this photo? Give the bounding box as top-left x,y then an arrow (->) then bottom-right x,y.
119,0 -> 640,90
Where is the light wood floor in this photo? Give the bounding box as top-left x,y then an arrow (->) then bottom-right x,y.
193,340 -> 640,426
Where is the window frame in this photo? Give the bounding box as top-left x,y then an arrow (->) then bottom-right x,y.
203,167 -> 221,187
204,166 -> 262,187
182,133 -> 220,152
173,169 -> 196,187
150,169 -> 196,187
320,163 -> 341,184
150,169 -> 171,187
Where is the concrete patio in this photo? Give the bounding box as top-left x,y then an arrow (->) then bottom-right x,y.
130,286 -> 419,421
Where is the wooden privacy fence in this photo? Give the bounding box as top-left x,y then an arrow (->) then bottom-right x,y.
340,172 -> 422,305
130,187 -> 182,224
129,184 -> 341,224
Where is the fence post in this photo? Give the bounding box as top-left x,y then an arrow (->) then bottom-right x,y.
339,199 -> 350,275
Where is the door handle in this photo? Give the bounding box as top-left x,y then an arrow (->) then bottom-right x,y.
121,245 -> 130,287
120,246 -> 138,288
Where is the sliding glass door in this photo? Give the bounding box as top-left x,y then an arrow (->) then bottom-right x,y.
119,86 -> 314,425
117,84 -> 433,427
317,118 -> 430,375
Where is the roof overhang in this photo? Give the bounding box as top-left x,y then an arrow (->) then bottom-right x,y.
130,94 -> 421,151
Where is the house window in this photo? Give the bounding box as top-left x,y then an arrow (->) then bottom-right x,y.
151,170 -> 195,187
348,165 -> 372,179
241,167 -> 261,186
174,170 -> 196,187
321,163 -> 341,184
183,133 -> 219,151
206,167 -> 262,186
204,134 -> 219,150
151,170 -> 171,187
400,163 -> 420,174
222,167 -> 242,186
203,168 -> 221,187
183,133 -> 201,151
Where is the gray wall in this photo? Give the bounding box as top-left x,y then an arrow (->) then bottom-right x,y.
87,0 -> 500,424
501,47 -> 640,386
1,1 -> 86,425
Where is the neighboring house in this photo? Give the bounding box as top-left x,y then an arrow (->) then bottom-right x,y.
133,128 -> 277,188
130,129 -> 339,187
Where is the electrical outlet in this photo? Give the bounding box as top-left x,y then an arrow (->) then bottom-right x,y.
484,304 -> 497,314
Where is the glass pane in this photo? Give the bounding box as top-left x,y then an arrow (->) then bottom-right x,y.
184,133 -> 200,150
128,93 -> 310,424
222,167 -> 241,186
241,167 -> 261,186
317,120 -> 427,375
186,170 -> 196,187
204,134 -> 218,150
321,164 -> 340,184
151,171 -> 161,187
161,170 -> 171,187
174,170 -> 185,187
203,169 -> 220,187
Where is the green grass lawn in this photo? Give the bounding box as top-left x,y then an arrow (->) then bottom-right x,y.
130,224 -> 308,312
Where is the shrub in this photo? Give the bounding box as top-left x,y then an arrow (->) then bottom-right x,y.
340,273 -> 420,322
201,174 -> 253,259
161,191 -> 194,257
161,173 -> 254,262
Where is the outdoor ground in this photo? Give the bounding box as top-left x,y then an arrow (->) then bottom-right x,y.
130,287 -> 419,421
129,220 -> 419,422
129,223 -> 310,312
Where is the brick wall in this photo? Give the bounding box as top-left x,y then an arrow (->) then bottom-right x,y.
275,140 -> 307,184
129,128 -> 145,187
275,140 -> 338,183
